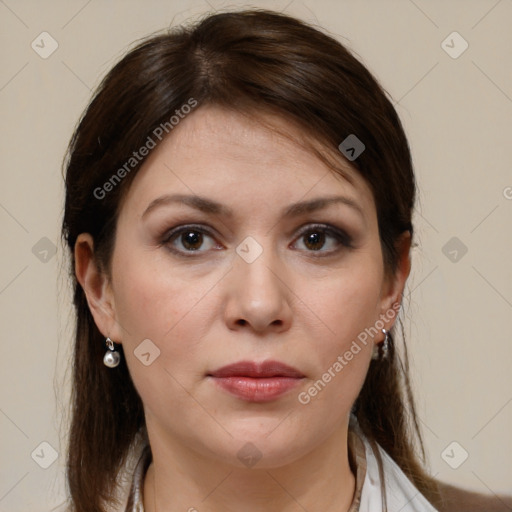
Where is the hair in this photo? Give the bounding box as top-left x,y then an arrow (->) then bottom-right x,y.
61,8 -> 442,511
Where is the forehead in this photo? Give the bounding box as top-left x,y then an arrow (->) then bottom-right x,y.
119,105 -> 376,219
155,105 -> 350,178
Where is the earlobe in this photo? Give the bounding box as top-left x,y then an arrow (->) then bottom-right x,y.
74,233 -> 122,342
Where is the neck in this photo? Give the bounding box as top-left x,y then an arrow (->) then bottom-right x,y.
143,422 -> 356,512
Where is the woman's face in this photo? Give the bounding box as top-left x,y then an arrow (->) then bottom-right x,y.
83,105 -> 407,468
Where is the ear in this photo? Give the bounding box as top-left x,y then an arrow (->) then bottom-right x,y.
74,233 -> 124,343
378,231 -> 412,330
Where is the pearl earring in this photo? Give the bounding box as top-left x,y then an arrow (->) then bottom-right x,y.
371,329 -> 389,361
103,337 -> 121,368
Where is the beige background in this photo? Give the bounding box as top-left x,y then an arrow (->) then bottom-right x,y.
1,0 -> 511,510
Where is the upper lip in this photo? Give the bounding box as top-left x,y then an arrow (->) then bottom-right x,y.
208,360 -> 305,378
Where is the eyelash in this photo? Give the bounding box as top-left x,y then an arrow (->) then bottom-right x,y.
160,223 -> 353,258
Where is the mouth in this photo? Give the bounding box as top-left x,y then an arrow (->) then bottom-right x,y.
207,360 -> 305,403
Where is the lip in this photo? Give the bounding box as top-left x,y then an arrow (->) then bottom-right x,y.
207,360 -> 305,402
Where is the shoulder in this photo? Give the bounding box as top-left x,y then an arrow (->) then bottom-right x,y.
434,480 -> 512,512
357,432 -> 512,512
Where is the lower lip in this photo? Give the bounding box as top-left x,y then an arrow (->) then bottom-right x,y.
210,376 -> 303,402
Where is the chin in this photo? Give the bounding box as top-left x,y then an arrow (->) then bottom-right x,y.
208,422 -> 320,470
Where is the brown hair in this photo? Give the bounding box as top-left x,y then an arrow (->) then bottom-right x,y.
61,8 -> 441,511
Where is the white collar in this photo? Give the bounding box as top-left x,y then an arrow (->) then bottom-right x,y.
356,427 -> 439,511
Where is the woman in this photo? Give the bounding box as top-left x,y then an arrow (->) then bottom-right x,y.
58,8 -> 507,512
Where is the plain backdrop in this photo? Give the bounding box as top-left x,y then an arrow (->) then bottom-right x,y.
0,0 -> 511,510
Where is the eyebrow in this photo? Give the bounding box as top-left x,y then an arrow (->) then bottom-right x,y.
141,193 -> 364,219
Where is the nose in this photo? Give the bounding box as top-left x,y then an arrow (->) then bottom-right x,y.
223,244 -> 293,334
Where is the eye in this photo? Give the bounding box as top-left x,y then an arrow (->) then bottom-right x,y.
161,223 -> 352,258
292,224 -> 352,255
162,225 -> 220,256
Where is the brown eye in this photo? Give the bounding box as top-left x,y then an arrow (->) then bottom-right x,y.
162,225 -> 219,256
293,224 -> 352,256
303,231 -> 326,251
180,231 -> 204,251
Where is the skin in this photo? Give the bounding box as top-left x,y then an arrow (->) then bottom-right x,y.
75,105 -> 411,512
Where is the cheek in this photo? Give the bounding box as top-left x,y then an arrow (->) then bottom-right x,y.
318,262 -> 383,347
111,241 -> 212,344
109,246 -> 212,392
111,257 -> 210,424
301,260 -> 383,402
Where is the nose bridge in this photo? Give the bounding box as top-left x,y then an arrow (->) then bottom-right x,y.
234,234 -> 283,296
226,234 -> 291,331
